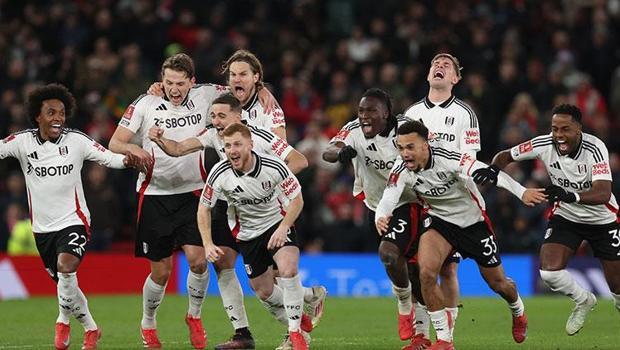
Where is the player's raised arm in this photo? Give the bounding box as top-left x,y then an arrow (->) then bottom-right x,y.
0,133 -> 22,160
322,121 -> 359,163
109,97 -> 154,168
148,126 -> 204,157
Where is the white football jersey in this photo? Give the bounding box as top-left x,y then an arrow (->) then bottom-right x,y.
377,147 -> 526,228
0,128 -> 127,233
511,132 -> 618,224
330,115 -> 416,210
119,84 -> 225,195
404,96 -> 481,155
241,92 -> 286,131
200,152 -> 302,241
197,124 -> 293,161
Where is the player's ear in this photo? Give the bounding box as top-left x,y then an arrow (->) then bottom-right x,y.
190,76 -> 196,85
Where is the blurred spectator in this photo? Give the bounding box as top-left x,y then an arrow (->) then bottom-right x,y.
83,164 -> 121,251
6,202 -> 36,256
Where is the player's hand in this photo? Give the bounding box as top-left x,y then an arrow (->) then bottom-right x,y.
257,87 -> 277,114
375,216 -> 391,236
471,165 -> 500,185
337,145 -> 357,163
521,188 -> 546,207
544,185 -> 577,203
267,225 -> 290,250
147,82 -> 164,97
123,152 -> 139,169
148,126 -> 165,142
128,145 -> 154,173
205,244 -> 224,263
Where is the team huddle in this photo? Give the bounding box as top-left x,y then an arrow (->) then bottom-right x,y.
0,50 -> 619,350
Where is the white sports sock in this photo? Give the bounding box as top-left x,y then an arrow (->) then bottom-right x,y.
279,275 -> 304,332
142,275 -> 166,329
414,302 -> 431,338
73,287 -> 98,331
187,269 -> 209,318
446,306 -> 458,336
57,272 -> 77,325
539,270 -> 588,304
392,283 -> 413,315
303,287 -> 314,303
611,292 -> 620,313
508,295 -> 525,317
429,309 -> 452,342
259,284 -> 288,326
217,268 -> 249,330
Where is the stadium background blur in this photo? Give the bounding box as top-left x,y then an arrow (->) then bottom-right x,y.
1,0 -> 619,257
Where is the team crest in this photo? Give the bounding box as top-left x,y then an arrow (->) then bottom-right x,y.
249,110 -> 257,120
444,116 -> 455,126
59,146 -> 69,156
186,99 -> 195,110
244,264 -> 253,275
577,164 -> 587,175
423,217 -> 432,228
143,242 -> 149,254
544,228 -> 553,240
437,171 -> 447,180
262,181 -> 272,190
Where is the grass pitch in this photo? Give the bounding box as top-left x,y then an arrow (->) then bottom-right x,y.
1,296 -> 618,349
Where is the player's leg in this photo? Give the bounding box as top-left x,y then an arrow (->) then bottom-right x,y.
142,258 -> 172,335
182,244 -> 209,350
589,221 -> 620,320
601,260 -> 620,314
438,261 -> 459,333
417,225 -> 453,346
407,261 -> 432,350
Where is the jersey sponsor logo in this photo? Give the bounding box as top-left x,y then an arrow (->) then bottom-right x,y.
2,134 -> 16,143
26,162 -> 33,175
234,192 -> 275,206
518,141 -> 533,154
364,156 -> 394,170
549,173 -> 592,190
58,146 -> 69,156
464,128 -> 480,145
123,105 -> 135,120
27,151 -> 39,160
444,116 -> 455,126
271,138 -> 289,157
272,109 -> 285,125
424,177 -> 458,196
203,185 -> 214,201
423,217 -> 432,228
437,171 -> 447,180
156,114 -> 203,128
593,162 -> 610,176
244,264 -> 252,275
428,131 -> 456,143
32,164 -> 75,177
92,142 -> 106,153
387,172 -> 399,187
281,176 -> 300,197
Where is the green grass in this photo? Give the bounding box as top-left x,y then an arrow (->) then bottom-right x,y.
0,296 -> 618,349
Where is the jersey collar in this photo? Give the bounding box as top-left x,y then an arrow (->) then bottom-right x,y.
425,147 -> 435,170
242,92 -> 259,111
423,95 -> 456,109
378,116 -> 398,138
568,134 -> 584,159
35,128 -> 64,145
232,151 -> 262,178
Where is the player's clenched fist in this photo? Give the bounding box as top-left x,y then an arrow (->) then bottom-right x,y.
148,126 -> 165,141
204,244 -> 224,263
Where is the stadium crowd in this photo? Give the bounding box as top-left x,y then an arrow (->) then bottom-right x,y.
1,0 -> 619,255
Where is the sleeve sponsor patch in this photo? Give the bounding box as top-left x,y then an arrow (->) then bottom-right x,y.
271,138 -> 289,157
2,134 -> 16,143
331,129 -> 350,143
463,128 -> 480,145
280,175 -> 300,197
92,142 -> 106,152
271,109 -> 285,126
387,172 -> 400,187
122,105 -> 135,120
202,185 -> 214,202
518,140 -> 533,154
592,162 -> 610,176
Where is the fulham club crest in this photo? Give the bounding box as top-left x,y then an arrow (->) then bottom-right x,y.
444,116 -> 455,126
577,164 -> 587,174
262,181 -> 272,190
59,146 -> 69,156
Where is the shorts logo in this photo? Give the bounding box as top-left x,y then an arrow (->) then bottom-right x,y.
423,217 -> 432,228
244,264 -> 252,275
444,116 -> 455,126
143,242 -> 149,254
544,228 -> 553,240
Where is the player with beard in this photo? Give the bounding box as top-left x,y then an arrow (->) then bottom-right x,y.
376,120 -> 543,350
323,88 -> 419,346
473,104 -> 620,336
403,53 -> 479,349
0,83 -> 143,350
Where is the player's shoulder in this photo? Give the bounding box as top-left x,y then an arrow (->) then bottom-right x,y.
340,119 -> 362,132
2,129 -> 36,144
390,158 -> 408,175
131,93 -> 161,108
396,114 -> 412,126
431,145 -> 462,162
258,152 -> 289,177
207,159 -> 233,184
452,97 -> 478,127
530,134 -> 554,149
62,128 -> 95,142
248,124 -> 276,142
192,83 -> 227,94
581,132 -> 608,162
403,98 -> 426,117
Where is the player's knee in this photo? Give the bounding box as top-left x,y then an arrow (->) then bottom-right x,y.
151,270 -> 171,285
276,266 -> 298,278
539,269 -> 563,289
189,260 -> 207,274
56,261 -> 78,274
379,248 -> 400,269
439,263 -> 457,279
418,266 -> 439,287
486,278 -> 507,294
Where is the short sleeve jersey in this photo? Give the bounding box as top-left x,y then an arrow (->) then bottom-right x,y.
200,152 -> 302,241
404,96 -> 481,154
511,132 -> 618,224
241,92 -> 286,131
330,115 -> 416,210
119,84 -> 225,194
0,128 -> 126,233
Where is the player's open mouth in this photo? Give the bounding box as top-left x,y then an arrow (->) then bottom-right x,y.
556,139 -> 569,153
433,71 -> 444,79
361,121 -> 372,134
50,124 -> 62,132
170,94 -> 182,103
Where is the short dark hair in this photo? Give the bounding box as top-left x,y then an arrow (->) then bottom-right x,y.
212,93 -> 242,114
397,120 -> 428,141
222,123 -> 251,139
222,50 -> 264,89
362,88 -> 393,117
27,83 -> 76,126
161,53 -> 195,78
551,104 -> 582,124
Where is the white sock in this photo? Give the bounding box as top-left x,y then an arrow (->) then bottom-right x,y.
303,287 -> 314,303
508,295 -> 525,317
429,309 -> 451,342
217,269 -> 249,329
446,306 -> 458,336
142,275 -> 166,329
392,283 -> 413,315
259,284 -> 288,326
415,302 -> 431,338
611,292 -> 620,313
187,269 -> 209,318
73,288 -> 98,331
279,275 -> 305,332
57,273 -> 78,325
540,270 -> 588,304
